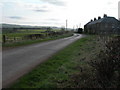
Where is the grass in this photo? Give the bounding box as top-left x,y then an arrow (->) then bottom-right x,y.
3,29 -> 62,38
11,35 -> 102,88
4,29 -> 61,37
3,33 -> 73,48
17,29 -> 59,32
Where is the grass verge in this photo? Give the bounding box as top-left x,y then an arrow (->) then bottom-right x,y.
11,35 -> 101,88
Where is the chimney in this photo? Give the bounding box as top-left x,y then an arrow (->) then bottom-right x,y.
94,18 -> 97,21
103,14 -> 107,18
98,16 -> 101,20
90,19 -> 93,22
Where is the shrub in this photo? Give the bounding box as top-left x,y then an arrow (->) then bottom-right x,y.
90,36 -> 120,88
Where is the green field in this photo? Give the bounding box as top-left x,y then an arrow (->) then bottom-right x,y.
3,29 -> 62,37
17,29 -> 59,32
11,35 -> 103,88
2,28 -> 74,48
3,29 -> 47,37
17,29 -> 46,32
3,33 -> 73,48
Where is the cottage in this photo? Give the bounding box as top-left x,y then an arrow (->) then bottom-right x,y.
84,15 -> 120,34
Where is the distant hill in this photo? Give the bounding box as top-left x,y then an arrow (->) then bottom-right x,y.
1,24 -> 72,32
1,23 -> 24,28
1,23 -> 60,29
1,23 -> 61,33
1,23 -> 43,29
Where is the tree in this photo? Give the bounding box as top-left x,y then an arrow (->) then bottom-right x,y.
78,28 -> 83,33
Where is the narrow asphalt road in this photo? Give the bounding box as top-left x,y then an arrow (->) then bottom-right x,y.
2,34 -> 84,88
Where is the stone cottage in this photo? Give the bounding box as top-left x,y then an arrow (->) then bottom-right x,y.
84,15 -> 120,34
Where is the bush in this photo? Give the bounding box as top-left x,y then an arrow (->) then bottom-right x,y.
90,36 -> 120,88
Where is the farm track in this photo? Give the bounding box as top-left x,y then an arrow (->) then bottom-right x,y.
2,34 -> 84,88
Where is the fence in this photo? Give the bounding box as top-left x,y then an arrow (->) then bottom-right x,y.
2,31 -> 72,44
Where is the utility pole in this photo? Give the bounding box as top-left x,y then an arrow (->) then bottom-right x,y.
66,19 -> 67,31
73,26 -> 75,31
118,1 -> 120,20
76,25 -> 78,29
76,25 -> 79,32
79,23 -> 81,28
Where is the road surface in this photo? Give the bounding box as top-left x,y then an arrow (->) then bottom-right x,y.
2,34 -> 84,88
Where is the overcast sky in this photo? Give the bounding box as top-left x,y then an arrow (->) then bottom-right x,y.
0,0 -> 120,28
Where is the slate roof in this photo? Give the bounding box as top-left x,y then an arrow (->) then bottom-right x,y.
86,17 -> 120,26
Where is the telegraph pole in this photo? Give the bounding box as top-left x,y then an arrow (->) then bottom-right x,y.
79,23 -> 81,28
73,26 -> 75,31
66,19 -> 67,31
118,1 -> 120,20
76,25 -> 78,29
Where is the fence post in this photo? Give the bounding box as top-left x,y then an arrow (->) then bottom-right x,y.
14,37 -> 16,42
3,35 -> 6,43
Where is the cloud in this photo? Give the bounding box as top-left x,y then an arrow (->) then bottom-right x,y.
2,1 -> 50,13
40,0 -> 66,6
22,3 -> 51,12
8,16 -> 24,19
33,9 -> 49,12
23,20 -> 62,25
107,2 -> 113,5
47,18 -> 59,21
39,22 -> 62,25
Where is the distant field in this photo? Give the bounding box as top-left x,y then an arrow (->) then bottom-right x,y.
3,29 -> 60,37
2,28 -> 73,48
4,29 -> 46,37
18,29 -> 45,31
17,29 -> 46,32
17,29 -> 59,32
